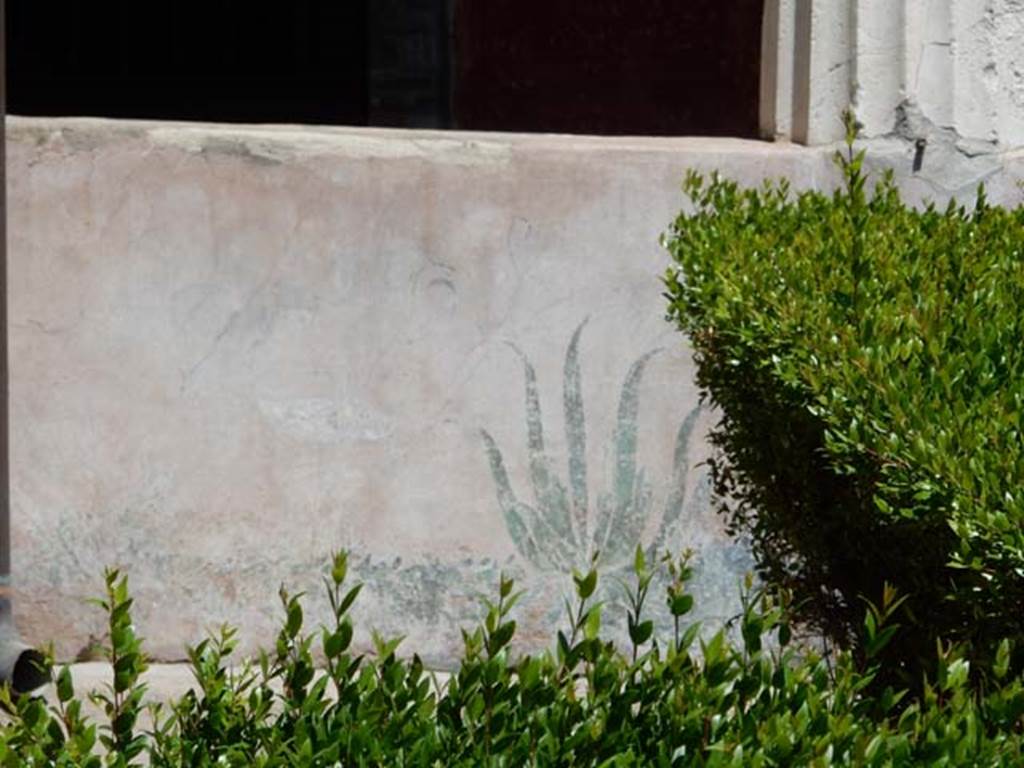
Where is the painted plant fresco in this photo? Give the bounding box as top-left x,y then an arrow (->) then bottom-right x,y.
481,319 -> 746,578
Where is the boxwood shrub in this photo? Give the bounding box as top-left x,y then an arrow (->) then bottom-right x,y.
662,120 -> 1024,680
2,553 -> 1024,766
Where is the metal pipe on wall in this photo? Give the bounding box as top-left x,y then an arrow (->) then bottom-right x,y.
0,0 -> 48,694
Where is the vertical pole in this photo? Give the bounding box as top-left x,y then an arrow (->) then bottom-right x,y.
0,0 -> 9,595
0,0 -> 44,693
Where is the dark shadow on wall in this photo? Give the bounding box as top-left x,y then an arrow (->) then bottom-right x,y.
7,0 -> 762,137
6,1 -> 369,126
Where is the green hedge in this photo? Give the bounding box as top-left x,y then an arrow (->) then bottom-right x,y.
662,125 -> 1024,678
3,554 -> 1024,766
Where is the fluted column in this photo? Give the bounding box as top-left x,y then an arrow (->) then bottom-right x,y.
760,0 -> 1024,150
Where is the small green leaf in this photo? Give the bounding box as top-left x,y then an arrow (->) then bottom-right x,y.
629,619 -> 654,647
331,551 -> 349,585
584,606 -> 602,641
634,545 -> 646,576
286,601 -> 304,638
339,583 -> 364,614
56,665 -> 74,703
670,593 -> 694,617
993,637 -> 1011,680
575,569 -> 598,601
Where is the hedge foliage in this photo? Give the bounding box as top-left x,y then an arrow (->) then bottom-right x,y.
662,121 -> 1024,678
3,553 -> 1024,766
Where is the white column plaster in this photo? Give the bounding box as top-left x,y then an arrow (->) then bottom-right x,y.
764,0 -> 1024,151
792,0 -> 854,145
852,0 -> 904,136
759,0 -> 796,140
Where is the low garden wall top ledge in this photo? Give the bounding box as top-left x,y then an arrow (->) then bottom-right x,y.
11,116 -> 1024,205
9,115 -> 822,165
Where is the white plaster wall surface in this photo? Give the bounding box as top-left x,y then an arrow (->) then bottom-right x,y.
8,118 -> 836,664
852,0 -> 905,136
802,0 -> 854,144
861,0 -> 1024,150
854,0 -> 1024,206
948,0 -> 1024,147
764,0 -> 1024,179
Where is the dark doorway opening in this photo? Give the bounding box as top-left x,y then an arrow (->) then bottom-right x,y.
453,1 -> 763,137
7,1 -> 371,126
7,1 -> 762,138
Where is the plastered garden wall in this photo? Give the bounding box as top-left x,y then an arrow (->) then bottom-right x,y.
7,117 -> 1023,664
6,119 -> 822,663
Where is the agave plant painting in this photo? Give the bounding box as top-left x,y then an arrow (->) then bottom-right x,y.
481,319 -> 704,573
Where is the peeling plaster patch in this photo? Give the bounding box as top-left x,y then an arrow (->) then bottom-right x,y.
259,397 -> 394,443
199,136 -> 284,167
955,137 -> 1000,158
7,123 -> 149,155
148,126 -> 513,168
60,126 -> 149,153
885,100 -> 1005,196
7,118 -> 513,169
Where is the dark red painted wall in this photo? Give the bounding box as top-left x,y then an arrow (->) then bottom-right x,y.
454,1 -> 763,137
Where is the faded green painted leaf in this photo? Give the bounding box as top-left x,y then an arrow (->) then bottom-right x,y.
592,492 -> 616,561
519,499 -> 580,571
563,318 -> 590,548
588,349 -> 661,566
607,467 -> 654,565
481,428 -> 520,515
481,429 -> 542,568
612,348 -> 660,515
508,343 -> 575,550
651,405 -> 704,554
